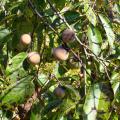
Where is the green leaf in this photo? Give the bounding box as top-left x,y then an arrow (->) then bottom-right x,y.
6,52 -> 27,75
83,82 -> 113,120
87,25 -> 102,55
0,110 -> 9,120
43,99 -> 62,115
0,76 -> 35,105
37,73 -> 48,86
84,1 -> 97,26
109,111 -> 119,120
12,16 -> 33,47
0,28 -> 11,45
64,11 -> 80,24
111,72 -> 120,94
65,85 -> 80,101
58,99 -> 76,115
99,14 -> 115,48
8,67 -> 28,83
53,62 -> 67,78
111,72 -> 120,110
53,0 -> 66,10
113,3 -> 120,15
30,101 -> 43,120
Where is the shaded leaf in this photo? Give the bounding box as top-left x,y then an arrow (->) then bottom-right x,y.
0,28 -> 11,45
64,11 -> 80,24
109,111 -> 119,120
42,99 -> 62,115
30,101 -> 43,120
58,99 -> 76,115
53,0 -> 66,10
65,85 -> 80,101
53,62 -> 67,78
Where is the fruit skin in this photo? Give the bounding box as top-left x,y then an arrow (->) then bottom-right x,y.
27,52 -> 40,65
54,87 -> 65,98
20,34 -> 31,46
17,34 -> 31,51
62,29 -> 75,43
53,46 -> 69,61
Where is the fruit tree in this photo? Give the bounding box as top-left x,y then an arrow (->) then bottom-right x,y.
0,0 -> 120,120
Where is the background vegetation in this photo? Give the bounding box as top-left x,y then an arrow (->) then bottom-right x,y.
0,0 -> 120,119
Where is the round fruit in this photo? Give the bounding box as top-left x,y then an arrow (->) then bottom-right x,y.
27,52 -> 40,65
54,87 -> 65,98
62,29 -> 75,43
20,34 -> 31,46
53,47 -> 69,61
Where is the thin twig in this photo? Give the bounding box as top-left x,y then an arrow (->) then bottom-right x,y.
28,0 -> 57,34
46,0 -> 107,65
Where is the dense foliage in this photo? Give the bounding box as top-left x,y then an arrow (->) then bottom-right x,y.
0,0 -> 120,119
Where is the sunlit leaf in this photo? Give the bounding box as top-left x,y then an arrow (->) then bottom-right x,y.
37,73 -> 48,86
87,25 -> 102,55
0,76 -> 35,106
84,1 -> 97,26
83,83 -> 113,120
6,52 -> 27,75
99,14 -> 115,48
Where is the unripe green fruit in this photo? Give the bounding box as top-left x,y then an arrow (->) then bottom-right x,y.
53,47 -> 69,61
54,87 -> 65,98
20,34 -> 31,46
62,29 -> 75,43
27,52 -> 40,65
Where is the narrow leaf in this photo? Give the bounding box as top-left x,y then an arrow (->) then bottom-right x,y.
87,25 -> 102,55
84,1 -> 97,26
99,14 -> 115,48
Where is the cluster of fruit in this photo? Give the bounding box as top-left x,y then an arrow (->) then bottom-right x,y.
53,29 -> 75,98
18,29 -> 75,98
18,29 -> 75,65
18,34 -> 40,65
53,29 -> 75,61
